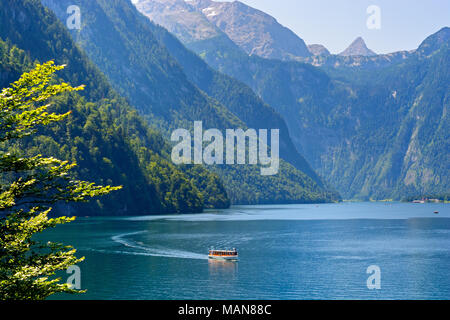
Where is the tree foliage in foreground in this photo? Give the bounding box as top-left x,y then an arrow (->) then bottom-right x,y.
0,61 -> 120,300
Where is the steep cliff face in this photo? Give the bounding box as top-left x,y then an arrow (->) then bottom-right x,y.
280,29 -> 449,200
191,0 -> 311,60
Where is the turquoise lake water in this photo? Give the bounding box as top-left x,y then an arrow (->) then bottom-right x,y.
46,202 -> 450,300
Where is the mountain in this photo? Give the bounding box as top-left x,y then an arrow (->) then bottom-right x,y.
302,51 -> 413,79
136,13 -> 323,184
191,0 -> 312,60
134,2 -> 449,200
328,30 -> 449,199
42,0 -> 339,204
0,0 -> 230,215
135,0 -> 221,43
272,30 -> 449,199
137,0 -> 311,61
416,27 -> 450,56
312,28 -> 449,79
339,37 -> 377,57
308,44 -> 330,56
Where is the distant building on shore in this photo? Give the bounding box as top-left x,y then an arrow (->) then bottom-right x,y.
412,198 -> 441,204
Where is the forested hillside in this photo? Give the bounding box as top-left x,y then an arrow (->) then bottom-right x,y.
41,0 -> 340,204
0,0 -> 231,215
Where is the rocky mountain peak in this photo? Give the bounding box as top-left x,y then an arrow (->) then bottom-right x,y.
308,44 -> 330,56
339,37 -> 377,56
188,0 -> 312,60
416,26 -> 449,56
135,0 -> 221,43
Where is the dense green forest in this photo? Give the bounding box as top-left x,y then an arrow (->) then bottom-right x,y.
41,0 -> 340,204
0,1 -> 232,215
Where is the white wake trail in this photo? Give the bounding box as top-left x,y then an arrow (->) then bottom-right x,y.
110,231 -> 208,260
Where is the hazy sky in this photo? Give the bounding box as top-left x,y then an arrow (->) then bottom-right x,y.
222,0 -> 450,54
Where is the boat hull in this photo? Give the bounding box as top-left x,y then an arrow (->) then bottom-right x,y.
208,255 -> 239,261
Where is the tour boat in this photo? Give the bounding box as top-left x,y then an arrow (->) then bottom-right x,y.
208,248 -> 239,261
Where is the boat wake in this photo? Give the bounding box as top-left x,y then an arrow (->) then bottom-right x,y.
109,231 -> 208,260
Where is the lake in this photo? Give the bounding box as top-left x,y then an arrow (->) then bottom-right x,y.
46,202 -> 450,300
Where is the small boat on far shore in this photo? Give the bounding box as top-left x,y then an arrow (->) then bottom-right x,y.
209,248 -> 239,261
